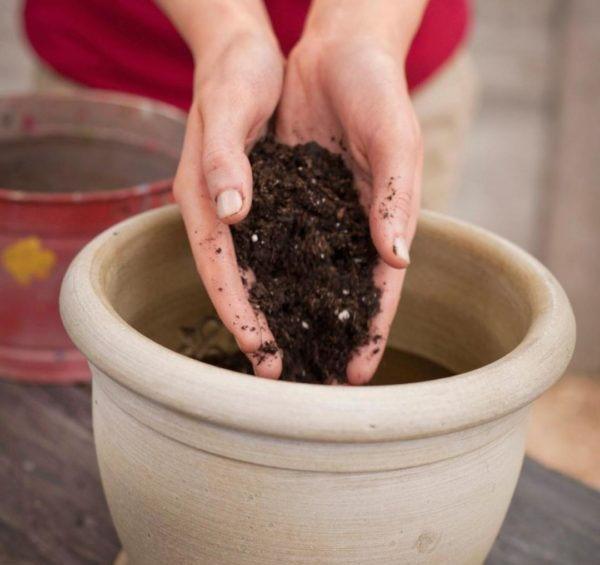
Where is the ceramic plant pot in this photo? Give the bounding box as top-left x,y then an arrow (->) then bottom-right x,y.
60,205 -> 575,564
0,92 -> 185,383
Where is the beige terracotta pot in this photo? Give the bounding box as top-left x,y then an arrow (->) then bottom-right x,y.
60,205 -> 575,565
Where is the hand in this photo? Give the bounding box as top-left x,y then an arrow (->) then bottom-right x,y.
166,1 -> 284,377
277,3 -> 425,384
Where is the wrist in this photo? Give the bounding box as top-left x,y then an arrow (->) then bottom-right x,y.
157,0 -> 278,60
302,0 -> 427,60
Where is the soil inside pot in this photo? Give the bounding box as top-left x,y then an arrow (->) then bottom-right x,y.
230,135 -> 381,384
179,317 -> 452,385
0,135 -> 177,192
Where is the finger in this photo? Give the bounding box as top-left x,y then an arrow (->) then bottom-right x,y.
175,109 -> 259,352
346,260 -> 406,385
174,109 -> 281,379
367,117 -> 422,269
239,270 -> 283,379
248,308 -> 283,379
346,132 -> 423,384
199,98 -> 256,224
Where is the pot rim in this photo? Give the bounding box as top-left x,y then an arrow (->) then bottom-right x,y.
0,90 -> 185,203
60,205 -> 576,442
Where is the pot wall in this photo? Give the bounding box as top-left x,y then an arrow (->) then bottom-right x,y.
93,367 -> 527,565
60,206 -> 575,564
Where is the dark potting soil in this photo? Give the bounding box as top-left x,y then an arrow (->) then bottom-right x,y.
234,136 -> 381,383
191,135 -> 382,384
179,317 -> 453,385
0,135 -> 177,192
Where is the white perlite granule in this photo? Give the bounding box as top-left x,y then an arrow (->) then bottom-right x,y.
337,309 -> 350,322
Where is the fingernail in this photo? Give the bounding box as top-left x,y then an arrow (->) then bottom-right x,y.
393,237 -> 410,265
216,190 -> 243,219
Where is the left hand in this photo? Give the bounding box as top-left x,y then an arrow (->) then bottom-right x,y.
158,0 -> 285,378
277,6 -> 425,384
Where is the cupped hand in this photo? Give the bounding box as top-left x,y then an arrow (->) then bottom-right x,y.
277,35 -> 423,385
173,27 -> 284,378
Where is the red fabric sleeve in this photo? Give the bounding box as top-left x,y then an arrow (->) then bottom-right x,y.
25,0 -> 470,110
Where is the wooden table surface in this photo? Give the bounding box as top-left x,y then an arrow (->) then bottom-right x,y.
1,381 -> 598,565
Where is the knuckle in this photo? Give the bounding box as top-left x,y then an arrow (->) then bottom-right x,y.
377,186 -> 412,225
203,145 -> 234,175
395,190 -> 413,218
236,331 -> 261,354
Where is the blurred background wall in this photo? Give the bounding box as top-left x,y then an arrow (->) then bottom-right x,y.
452,0 -> 600,375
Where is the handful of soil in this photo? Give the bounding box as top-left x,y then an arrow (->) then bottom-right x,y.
182,136 -> 382,384
231,135 -> 381,384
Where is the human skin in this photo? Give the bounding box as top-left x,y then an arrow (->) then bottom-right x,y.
157,0 -> 426,383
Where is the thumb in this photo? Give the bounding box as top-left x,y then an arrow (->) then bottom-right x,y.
200,103 -> 255,224
367,119 -> 422,269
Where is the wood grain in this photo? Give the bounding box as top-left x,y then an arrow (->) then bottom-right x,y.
487,458 -> 600,565
0,383 -> 119,565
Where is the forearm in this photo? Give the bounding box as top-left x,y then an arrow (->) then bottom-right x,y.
155,0 -> 277,59
304,0 -> 428,58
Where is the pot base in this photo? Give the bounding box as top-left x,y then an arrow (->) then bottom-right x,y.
0,344 -> 90,384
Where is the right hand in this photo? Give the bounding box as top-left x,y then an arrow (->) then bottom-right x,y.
172,13 -> 284,378
276,0 -> 426,385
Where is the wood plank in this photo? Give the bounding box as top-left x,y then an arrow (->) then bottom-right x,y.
488,458 -> 600,564
0,383 -> 119,565
541,0 -> 600,373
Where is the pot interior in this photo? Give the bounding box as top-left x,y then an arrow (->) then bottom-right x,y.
0,135 -> 177,193
105,212 -> 534,385
0,94 -> 182,193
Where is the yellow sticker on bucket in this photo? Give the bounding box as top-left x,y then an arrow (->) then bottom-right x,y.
1,237 -> 57,286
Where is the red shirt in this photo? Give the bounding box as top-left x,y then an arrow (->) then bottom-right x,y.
25,0 -> 470,111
